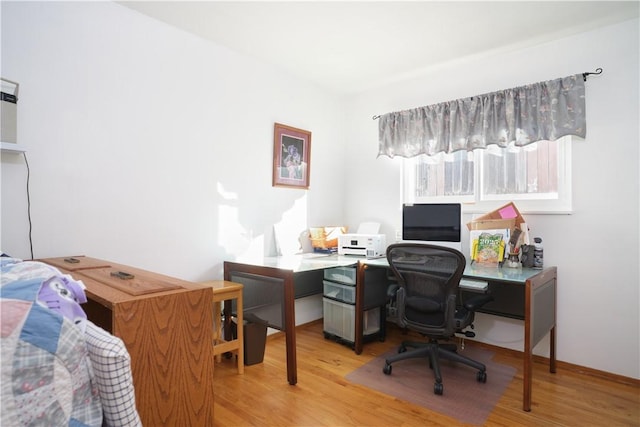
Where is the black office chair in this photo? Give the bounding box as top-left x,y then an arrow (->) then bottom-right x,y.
382,243 -> 493,395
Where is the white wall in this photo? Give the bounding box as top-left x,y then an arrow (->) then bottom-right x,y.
345,19 -> 640,379
1,1 -> 347,282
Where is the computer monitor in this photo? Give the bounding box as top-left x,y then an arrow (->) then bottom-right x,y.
402,203 -> 462,250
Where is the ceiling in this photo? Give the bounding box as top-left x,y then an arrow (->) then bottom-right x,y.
119,1 -> 639,94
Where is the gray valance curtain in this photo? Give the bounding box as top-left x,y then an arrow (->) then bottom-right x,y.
378,74 -> 586,158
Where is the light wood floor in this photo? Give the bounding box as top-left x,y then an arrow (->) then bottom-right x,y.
213,321 -> 639,426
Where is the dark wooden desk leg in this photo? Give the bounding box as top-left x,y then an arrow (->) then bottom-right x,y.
283,273 -> 297,385
550,273 -> 557,374
354,262 -> 365,355
523,348 -> 533,411
524,279 -> 533,412
523,267 -> 557,411
550,326 -> 557,373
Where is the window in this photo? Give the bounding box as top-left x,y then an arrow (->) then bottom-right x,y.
403,136 -> 572,213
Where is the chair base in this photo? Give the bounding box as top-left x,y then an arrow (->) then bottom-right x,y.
382,339 -> 487,395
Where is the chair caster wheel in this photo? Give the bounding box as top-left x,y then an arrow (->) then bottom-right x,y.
434,382 -> 443,395
477,371 -> 487,383
383,363 -> 392,375
398,345 -> 407,353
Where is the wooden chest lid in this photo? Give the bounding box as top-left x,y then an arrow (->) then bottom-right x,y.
39,255 -> 112,271
79,267 -> 182,296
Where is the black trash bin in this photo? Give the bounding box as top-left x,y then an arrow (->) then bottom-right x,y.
232,313 -> 268,365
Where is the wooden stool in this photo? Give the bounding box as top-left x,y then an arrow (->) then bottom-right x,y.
201,280 -> 244,374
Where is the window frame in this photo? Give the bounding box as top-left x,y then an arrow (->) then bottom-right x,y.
402,136 -> 573,215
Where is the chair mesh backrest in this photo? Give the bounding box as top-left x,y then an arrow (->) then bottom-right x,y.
387,243 -> 466,338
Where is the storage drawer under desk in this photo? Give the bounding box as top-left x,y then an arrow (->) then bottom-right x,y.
323,266 -> 356,285
323,280 -> 355,303
323,298 -> 380,343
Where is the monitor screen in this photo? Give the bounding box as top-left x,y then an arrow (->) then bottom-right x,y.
402,203 -> 461,242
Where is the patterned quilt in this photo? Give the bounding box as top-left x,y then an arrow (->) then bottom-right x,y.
1,257 -> 103,427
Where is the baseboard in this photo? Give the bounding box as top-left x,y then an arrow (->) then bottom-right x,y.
465,339 -> 640,387
268,320 -> 640,387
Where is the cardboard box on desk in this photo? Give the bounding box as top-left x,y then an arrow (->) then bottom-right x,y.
309,226 -> 348,251
467,218 -> 516,231
466,202 -> 525,231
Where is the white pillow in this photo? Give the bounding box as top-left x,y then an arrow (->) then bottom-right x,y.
84,321 -> 142,427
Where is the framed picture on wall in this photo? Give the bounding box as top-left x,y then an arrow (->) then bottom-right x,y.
272,122 -> 311,189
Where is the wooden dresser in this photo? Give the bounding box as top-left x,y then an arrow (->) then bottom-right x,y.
41,256 -> 215,427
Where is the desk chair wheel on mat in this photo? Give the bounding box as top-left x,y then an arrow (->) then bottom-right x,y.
381,243 -> 493,396
382,338 -> 488,395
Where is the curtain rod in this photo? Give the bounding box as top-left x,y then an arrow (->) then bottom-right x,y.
582,67 -> 603,81
371,68 -> 603,120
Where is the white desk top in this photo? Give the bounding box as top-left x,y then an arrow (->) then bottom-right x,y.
231,253 -> 550,282
364,256 -> 550,283
233,253 -> 361,273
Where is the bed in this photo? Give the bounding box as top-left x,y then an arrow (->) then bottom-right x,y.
1,256 -> 142,427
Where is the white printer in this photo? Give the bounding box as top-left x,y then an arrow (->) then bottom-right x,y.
338,234 -> 386,258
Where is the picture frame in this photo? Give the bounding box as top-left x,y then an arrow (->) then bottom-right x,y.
272,123 -> 311,189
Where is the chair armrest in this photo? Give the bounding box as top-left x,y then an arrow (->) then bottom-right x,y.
387,284 -> 399,300
463,294 -> 494,312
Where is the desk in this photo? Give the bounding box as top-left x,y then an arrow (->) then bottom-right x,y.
224,255 -> 557,412
224,254 -> 357,385
357,258 -> 557,412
